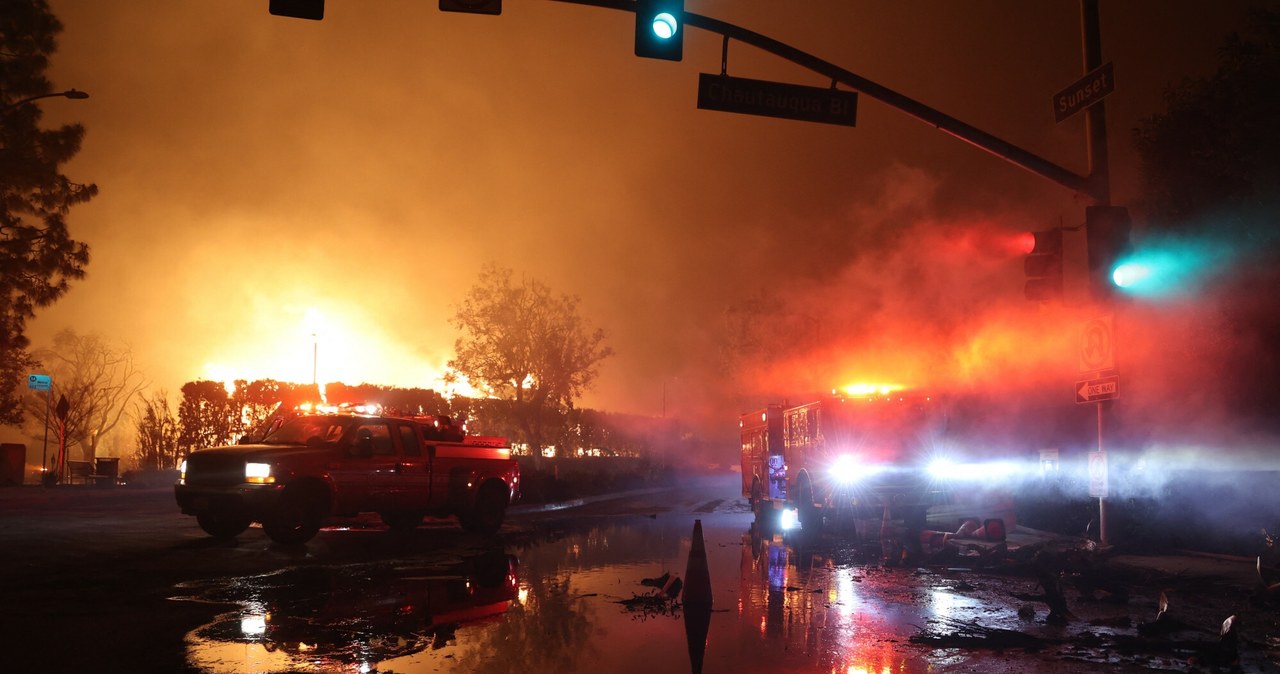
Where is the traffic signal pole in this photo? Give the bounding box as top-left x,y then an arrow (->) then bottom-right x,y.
555,0 -> 1103,204
555,0 -> 1119,543
1081,0 -> 1111,208
1080,0 -> 1112,546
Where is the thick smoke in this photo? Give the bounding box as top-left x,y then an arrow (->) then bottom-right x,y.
718,168 -> 1280,497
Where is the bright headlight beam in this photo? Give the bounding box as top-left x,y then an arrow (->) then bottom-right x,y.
245,462 -> 274,483
830,454 -> 864,484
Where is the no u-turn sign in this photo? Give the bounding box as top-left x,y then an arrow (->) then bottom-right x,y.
1078,315 -> 1115,374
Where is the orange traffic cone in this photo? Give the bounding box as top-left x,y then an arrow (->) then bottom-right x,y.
682,519 -> 713,609
682,519 -> 713,674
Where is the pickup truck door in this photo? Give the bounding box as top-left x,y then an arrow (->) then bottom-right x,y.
328,420 -> 400,514
391,421 -> 432,510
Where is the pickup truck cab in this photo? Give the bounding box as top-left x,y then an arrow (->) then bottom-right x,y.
175,409 -> 520,544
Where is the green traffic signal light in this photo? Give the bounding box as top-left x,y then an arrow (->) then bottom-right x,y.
1086,205 -> 1132,301
635,0 -> 684,61
652,12 -> 678,39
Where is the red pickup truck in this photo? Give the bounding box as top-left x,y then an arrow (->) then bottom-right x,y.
174,408 -> 521,544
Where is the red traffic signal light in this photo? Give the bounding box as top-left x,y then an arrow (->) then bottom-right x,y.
635,0 -> 684,61
1024,229 -> 1063,302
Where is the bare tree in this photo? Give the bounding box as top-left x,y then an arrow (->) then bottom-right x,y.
450,265 -> 613,462
25,329 -> 147,462
133,389 -> 179,472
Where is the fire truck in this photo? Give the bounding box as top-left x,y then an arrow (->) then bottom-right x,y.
741,388 -> 959,536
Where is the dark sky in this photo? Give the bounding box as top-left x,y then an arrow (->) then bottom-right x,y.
25,1 -> 1263,445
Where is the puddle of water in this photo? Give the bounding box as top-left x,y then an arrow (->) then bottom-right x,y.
184,510 -> 1018,673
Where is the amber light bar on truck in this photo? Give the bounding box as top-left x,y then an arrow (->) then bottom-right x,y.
295,402 -> 383,415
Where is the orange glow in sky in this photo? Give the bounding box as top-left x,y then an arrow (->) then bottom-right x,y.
17,0 -> 1267,448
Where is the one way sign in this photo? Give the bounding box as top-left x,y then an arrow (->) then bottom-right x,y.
1076,375 -> 1119,404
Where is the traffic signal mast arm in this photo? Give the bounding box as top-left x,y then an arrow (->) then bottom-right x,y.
554,0 -> 1098,202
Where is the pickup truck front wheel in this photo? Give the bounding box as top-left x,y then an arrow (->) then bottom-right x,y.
197,510 -> 251,539
460,484 -> 508,535
262,488 -> 324,545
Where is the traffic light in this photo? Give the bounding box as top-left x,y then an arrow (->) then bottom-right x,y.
1086,205 -> 1132,301
269,0 -> 323,20
439,0 -> 501,15
1023,228 -> 1063,302
635,0 -> 684,61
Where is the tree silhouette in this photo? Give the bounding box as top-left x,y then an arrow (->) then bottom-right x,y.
449,265 -> 613,463
0,1 -> 97,425
177,380 -> 236,454
1134,8 -> 1280,225
133,390 -> 180,472
1131,8 -> 1280,426
25,329 -> 145,462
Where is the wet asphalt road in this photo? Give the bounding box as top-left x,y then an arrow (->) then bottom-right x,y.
2,477 -> 1278,673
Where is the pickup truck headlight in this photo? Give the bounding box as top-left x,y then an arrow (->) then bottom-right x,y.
245,462 -> 275,484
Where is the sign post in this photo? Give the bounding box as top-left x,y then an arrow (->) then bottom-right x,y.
27,374 -> 52,482
1077,316 -> 1117,546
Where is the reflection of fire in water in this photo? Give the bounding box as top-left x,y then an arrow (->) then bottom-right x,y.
183,551 -> 518,673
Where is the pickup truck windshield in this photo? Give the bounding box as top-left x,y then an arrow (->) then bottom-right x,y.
261,415 -> 351,445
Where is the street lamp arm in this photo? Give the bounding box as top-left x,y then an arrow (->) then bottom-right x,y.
3,89 -> 90,113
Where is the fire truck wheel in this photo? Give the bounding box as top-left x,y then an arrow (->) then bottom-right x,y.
797,480 -> 820,532
380,511 -> 423,532
461,483 -> 508,535
196,510 -> 251,539
263,487 -> 325,545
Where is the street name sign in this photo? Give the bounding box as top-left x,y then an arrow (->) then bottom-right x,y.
697,73 -> 858,127
1076,374 -> 1118,404
1054,62 -> 1114,122
27,374 -> 51,391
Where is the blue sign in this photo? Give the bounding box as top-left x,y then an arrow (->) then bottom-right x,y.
27,374 -> 51,391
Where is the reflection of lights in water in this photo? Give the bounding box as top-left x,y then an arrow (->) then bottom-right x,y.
929,587 -> 959,619
359,662 -> 372,674
517,584 -> 530,605
833,567 -> 858,618
766,543 -> 787,591
239,613 -> 266,637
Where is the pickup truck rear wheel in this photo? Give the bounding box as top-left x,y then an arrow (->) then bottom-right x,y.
460,484 -> 508,535
196,511 -> 251,539
380,511 -> 423,532
262,489 -> 324,545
